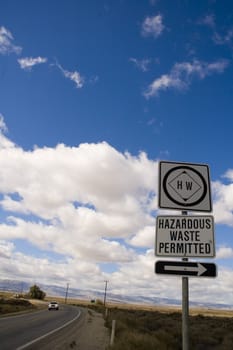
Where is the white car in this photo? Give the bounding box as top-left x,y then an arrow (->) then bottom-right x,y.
48,301 -> 59,310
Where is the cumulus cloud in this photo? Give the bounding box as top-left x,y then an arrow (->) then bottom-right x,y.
0,240 -> 14,259
141,14 -> 164,38
0,26 -> 22,55
144,59 -> 229,98
128,226 -> 155,248
18,56 -> 47,70
211,166 -> 233,227
189,267 -> 233,305
217,246 -> 233,259
0,239 -> 104,288
0,125 -> 159,292
0,124 -> 158,268
55,62 -> 84,88
0,117 -> 233,302
212,179 -> 233,225
109,251 -> 233,305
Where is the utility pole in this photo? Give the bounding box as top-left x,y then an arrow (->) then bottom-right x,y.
65,283 -> 69,304
103,280 -> 108,307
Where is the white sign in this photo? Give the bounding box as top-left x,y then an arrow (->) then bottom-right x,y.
155,215 -> 215,258
158,161 -> 212,212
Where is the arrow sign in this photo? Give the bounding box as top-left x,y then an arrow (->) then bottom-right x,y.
164,263 -> 207,276
155,261 -> 217,277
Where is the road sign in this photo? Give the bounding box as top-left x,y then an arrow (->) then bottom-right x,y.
155,260 -> 217,277
158,161 -> 212,212
155,215 -> 215,258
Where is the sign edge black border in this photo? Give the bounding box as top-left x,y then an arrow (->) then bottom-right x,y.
155,215 -> 216,258
158,161 -> 212,212
155,260 -> 217,278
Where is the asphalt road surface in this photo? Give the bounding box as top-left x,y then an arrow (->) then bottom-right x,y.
0,304 -> 81,350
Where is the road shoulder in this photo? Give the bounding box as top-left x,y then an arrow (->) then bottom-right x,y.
28,307 -> 110,350
75,308 -> 110,350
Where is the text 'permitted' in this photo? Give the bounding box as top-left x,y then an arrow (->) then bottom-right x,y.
155,215 -> 215,258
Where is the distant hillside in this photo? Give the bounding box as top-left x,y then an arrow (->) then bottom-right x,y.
0,278 -> 231,310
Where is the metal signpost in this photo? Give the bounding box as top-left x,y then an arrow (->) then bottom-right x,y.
155,161 -> 215,350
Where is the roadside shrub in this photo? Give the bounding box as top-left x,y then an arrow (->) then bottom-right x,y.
105,307 -> 233,350
0,297 -> 34,314
110,331 -> 164,350
28,284 -> 46,300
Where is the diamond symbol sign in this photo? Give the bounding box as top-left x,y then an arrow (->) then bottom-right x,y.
168,170 -> 202,202
158,161 -> 212,212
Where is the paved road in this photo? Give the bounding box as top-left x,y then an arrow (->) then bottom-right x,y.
0,304 -> 81,350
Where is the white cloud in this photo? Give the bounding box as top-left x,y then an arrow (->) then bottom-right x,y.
0,240 -> 104,289
0,114 -> 8,133
198,14 -> 215,28
144,59 -> 229,98
109,251 -> 233,305
213,29 -> 233,46
144,74 -> 184,98
129,57 -> 151,72
0,115 -> 14,149
198,14 -> 233,48
18,56 -> 47,70
212,180 -> 233,226
0,26 -> 22,55
55,62 -> 84,88
223,169 -> 233,181
189,267 -> 233,305
141,14 -> 164,38
0,240 -> 14,259
211,167 -> 233,227
0,121 -> 233,303
0,128 -> 158,267
217,246 -> 233,259
128,226 -> 154,248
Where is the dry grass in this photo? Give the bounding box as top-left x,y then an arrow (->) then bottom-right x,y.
103,301 -> 233,318
102,306 -> 233,350
0,297 -> 36,315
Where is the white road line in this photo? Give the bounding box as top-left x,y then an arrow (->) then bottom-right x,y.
16,309 -> 81,350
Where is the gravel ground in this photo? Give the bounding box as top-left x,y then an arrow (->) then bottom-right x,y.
74,309 -> 110,350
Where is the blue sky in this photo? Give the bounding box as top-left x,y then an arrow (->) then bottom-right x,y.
0,0 -> 233,305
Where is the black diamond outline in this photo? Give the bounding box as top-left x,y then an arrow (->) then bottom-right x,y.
168,170 -> 202,202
